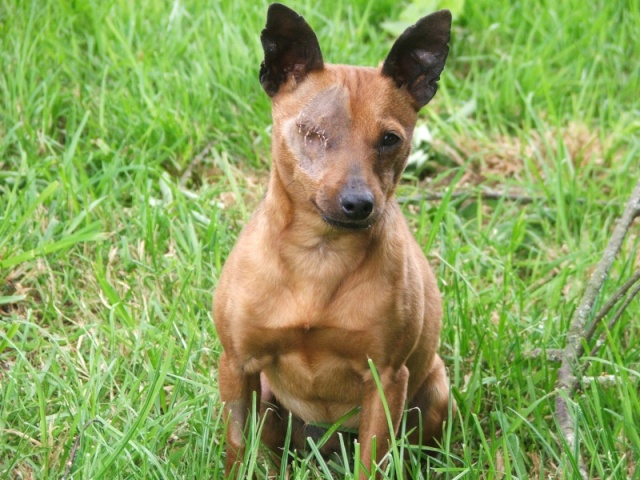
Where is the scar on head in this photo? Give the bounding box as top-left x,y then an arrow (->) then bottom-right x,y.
296,112 -> 329,148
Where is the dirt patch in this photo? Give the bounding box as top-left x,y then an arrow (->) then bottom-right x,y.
428,122 -> 615,189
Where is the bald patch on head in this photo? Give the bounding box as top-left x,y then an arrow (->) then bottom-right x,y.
286,86 -> 352,174
297,86 -> 351,148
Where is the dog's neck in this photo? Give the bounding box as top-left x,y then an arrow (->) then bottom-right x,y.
262,163 -> 391,275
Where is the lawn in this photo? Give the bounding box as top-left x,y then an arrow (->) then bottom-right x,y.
1,0 -> 639,478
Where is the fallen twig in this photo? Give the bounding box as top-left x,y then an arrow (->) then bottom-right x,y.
581,374 -> 619,388
554,179 -> 640,479
525,348 -> 563,362
583,269 -> 640,346
398,188 -> 610,206
587,281 -> 640,360
61,419 -> 104,480
179,141 -> 216,188
398,189 -> 537,204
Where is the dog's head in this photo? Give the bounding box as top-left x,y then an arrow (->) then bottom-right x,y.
260,3 -> 451,231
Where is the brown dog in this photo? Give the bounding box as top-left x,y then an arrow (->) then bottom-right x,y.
214,3 -> 453,477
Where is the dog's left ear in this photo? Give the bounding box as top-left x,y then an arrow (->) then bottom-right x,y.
382,10 -> 452,109
259,3 -> 324,97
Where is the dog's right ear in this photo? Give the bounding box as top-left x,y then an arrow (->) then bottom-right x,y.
382,10 -> 452,109
259,3 -> 324,97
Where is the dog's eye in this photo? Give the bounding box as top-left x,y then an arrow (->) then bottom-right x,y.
380,132 -> 400,149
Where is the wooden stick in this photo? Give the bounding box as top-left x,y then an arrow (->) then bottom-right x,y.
398,189 -> 536,204
179,141 -> 216,187
583,269 -> 640,346
554,180 -> 640,478
587,281 -> 640,360
61,419 -> 103,480
397,188 -> 610,206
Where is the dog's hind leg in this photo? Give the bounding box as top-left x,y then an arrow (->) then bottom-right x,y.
257,373 -> 292,471
405,354 -> 454,448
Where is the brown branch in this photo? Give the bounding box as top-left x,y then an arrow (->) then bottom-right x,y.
583,269 -> 640,345
587,281 -> 640,360
554,179 -> 640,479
398,189 -> 536,204
179,141 -> 216,188
525,273 -> 640,365
61,419 -> 103,480
398,188 -> 610,206
525,348 -> 563,362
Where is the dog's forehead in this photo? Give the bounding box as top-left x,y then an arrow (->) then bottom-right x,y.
296,67 -> 411,127
298,85 -> 350,124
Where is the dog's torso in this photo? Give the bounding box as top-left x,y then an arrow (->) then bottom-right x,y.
215,198 -> 441,427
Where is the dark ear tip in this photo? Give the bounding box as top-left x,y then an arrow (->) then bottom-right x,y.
429,9 -> 452,20
267,3 -> 300,22
418,9 -> 452,30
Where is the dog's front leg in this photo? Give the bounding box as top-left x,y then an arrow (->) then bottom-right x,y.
358,364 -> 409,478
219,352 -> 261,478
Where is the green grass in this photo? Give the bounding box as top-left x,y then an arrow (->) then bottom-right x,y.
1,0 -> 639,478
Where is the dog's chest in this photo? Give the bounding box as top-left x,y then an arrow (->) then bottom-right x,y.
237,276 -> 388,419
228,231 -> 402,422
259,321 -> 369,424
265,343 -> 364,425
240,282 -> 379,363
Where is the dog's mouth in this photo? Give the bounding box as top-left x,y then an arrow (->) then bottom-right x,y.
322,215 -> 374,230
311,201 -> 376,231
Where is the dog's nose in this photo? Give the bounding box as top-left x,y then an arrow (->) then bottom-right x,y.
340,190 -> 374,220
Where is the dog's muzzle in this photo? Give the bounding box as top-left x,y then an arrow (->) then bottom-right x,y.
313,182 -> 377,230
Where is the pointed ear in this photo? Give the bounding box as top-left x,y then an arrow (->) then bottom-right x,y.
259,3 -> 324,97
382,10 -> 452,109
